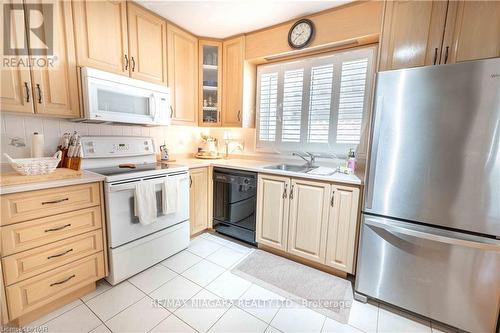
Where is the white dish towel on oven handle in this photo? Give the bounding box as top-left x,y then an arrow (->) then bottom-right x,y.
134,182 -> 157,225
162,177 -> 178,215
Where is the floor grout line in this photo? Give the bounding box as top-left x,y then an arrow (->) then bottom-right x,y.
81,301 -> 112,333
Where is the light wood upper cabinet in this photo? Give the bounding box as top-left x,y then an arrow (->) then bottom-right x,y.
379,1 -> 448,71
0,2 -> 33,114
287,179 -> 330,264
256,174 -> 290,251
127,3 -> 167,85
167,24 -> 198,125
379,1 -> 500,71
72,0 -> 129,75
189,167 -> 209,236
0,67 -> 33,114
222,36 -> 245,127
442,1 -> 500,64
325,185 -> 360,274
31,0 -> 79,117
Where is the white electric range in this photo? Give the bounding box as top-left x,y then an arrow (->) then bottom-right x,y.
81,136 -> 190,285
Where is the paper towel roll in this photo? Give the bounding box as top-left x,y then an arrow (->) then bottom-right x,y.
31,132 -> 44,158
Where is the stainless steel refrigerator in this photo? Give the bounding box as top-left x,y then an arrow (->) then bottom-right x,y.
355,58 -> 500,333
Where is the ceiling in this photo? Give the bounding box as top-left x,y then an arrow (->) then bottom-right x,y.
137,0 -> 353,38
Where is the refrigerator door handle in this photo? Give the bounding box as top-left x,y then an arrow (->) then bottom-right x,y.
364,216 -> 500,251
365,96 -> 384,209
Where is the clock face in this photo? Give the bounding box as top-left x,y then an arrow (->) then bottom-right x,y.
288,20 -> 314,49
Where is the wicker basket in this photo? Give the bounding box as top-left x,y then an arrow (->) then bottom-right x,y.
4,151 -> 62,176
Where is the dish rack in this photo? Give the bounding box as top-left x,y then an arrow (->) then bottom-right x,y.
4,151 -> 62,176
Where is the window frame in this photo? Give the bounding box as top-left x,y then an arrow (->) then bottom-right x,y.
255,45 -> 377,155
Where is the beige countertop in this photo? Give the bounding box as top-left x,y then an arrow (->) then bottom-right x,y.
175,158 -> 363,185
0,170 -> 105,195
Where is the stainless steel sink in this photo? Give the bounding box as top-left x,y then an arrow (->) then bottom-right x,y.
264,164 -> 318,173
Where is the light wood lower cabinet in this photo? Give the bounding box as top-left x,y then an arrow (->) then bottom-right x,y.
6,253 -> 105,319
287,179 -> 330,263
0,182 -> 107,325
256,174 -> 290,251
256,174 -> 361,273
325,185 -> 360,273
189,167 -> 209,235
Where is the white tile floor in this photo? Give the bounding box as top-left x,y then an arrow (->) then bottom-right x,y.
13,232 -> 459,333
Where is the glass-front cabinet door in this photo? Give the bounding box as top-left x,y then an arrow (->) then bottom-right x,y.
199,40 -> 222,126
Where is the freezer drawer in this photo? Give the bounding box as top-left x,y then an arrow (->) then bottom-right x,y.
355,214 -> 500,333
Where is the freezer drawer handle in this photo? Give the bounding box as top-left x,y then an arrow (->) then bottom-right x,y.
364,218 -> 500,251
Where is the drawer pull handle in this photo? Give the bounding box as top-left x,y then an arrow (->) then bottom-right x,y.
47,248 -> 73,260
45,224 -> 72,232
50,274 -> 75,287
42,198 -> 69,205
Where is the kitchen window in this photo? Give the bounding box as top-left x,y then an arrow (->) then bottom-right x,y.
256,46 -> 376,154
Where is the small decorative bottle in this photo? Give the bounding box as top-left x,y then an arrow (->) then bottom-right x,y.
347,149 -> 357,173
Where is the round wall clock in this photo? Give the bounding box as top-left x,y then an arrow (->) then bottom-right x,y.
288,19 -> 315,49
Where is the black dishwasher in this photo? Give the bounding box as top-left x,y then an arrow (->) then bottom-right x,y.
213,167 -> 257,245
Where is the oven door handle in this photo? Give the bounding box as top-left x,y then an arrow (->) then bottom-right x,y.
107,174 -> 188,192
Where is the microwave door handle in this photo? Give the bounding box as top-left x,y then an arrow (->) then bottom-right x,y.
364,217 -> 500,251
150,95 -> 157,122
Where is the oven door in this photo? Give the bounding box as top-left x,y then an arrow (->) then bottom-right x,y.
105,172 -> 189,248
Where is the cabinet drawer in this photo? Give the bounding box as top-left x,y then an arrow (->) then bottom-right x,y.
6,253 -> 105,319
3,230 -> 103,286
2,206 -> 102,256
1,182 -> 101,225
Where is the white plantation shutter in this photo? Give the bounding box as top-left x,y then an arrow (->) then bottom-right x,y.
282,69 -> 304,142
257,72 -> 278,142
307,64 -> 334,143
336,59 -> 369,144
256,47 -> 374,154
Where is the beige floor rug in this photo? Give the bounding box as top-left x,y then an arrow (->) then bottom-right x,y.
232,249 -> 353,324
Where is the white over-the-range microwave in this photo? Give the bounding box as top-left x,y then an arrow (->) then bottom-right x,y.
73,67 -> 170,126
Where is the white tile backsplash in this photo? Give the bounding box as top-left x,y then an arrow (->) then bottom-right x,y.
0,113 -> 260,164
0,113 -> 203,163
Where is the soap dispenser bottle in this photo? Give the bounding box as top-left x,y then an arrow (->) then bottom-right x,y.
347,149 -> 356,173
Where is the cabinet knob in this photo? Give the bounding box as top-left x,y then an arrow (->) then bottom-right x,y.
124,54 -> 129,70
283,183 -> 288,199
289,184 -> 295,199
331,190 -> 335,207
444,46 -> 449,64
237,110 -> 241,122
